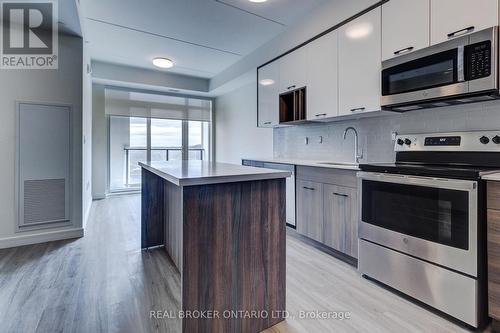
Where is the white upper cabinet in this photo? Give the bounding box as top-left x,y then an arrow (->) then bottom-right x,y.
257,60 -> 280,127
279,46 -> 308,93
338,8 -> 381,116
431,0 -> 498,45
306,31 -> 339,120
382,0 -> 430,61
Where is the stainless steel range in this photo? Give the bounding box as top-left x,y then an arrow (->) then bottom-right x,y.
358,131 -> 500,328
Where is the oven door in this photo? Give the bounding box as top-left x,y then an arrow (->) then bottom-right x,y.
358,172 -> 478,277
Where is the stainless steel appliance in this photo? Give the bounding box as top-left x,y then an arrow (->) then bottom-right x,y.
358,131 -> 500,328
381,27 -> 499,111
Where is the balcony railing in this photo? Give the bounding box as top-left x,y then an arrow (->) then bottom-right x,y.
124,147 -> 205,186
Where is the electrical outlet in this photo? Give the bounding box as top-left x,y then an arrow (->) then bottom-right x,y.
305,137 -> 309,145
391,131 -> 398,141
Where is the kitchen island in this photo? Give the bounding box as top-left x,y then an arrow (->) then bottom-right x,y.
139,160 -> 290,333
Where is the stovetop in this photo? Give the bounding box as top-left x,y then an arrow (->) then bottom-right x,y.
359,131 -> 500,180
359,162 -> 500,180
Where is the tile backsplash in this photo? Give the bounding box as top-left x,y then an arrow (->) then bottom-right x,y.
274,101 -> 500,163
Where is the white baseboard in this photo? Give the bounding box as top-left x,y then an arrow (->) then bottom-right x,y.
0,228 -> 84,249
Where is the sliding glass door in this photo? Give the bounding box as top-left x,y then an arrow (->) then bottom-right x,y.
106,89 -> 212,192
109,117 -> 211,192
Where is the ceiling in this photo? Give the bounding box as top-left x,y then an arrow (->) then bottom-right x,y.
82,0 -> 327,78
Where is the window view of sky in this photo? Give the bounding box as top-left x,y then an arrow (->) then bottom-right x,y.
129,117 -> 203,148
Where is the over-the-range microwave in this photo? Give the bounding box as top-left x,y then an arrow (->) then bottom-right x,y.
381,26 -> 499,111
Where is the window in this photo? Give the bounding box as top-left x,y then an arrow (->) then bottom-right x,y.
106,89 -> 212,192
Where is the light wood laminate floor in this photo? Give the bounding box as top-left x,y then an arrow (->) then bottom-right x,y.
0,194 -> 487,333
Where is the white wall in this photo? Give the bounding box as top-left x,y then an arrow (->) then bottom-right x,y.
0,34 -> 84,248
82,40 -> 93,226
92,84 -> 107,199
215,78 -> 273,164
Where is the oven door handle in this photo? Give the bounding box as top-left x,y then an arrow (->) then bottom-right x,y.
357,171 -> 477,191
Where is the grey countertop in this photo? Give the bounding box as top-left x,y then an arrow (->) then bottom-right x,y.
482,172 -> 500,181
139,160 -> 291,186
242,157 -> 360,171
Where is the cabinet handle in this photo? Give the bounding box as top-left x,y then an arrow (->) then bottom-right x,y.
315,113 -> 327,117
303,186 -> 315,191
287,85 -> 297,90
264,121 -> 272,125
350,107 -> 366,112
447,26 -> 475,39
333,192 -> 348,198
394,46 -> 414,55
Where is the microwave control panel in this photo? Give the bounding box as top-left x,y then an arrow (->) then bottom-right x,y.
465,41 -> 491,80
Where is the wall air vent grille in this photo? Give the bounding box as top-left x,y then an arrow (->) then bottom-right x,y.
23,179 -> 66,225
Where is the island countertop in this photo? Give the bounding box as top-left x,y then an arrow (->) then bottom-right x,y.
139,160 -> 291,186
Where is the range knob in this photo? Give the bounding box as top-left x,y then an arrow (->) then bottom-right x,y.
397,139 -> 405,146
404,138 -> 412,146
480,136 -> 490,144
493,136 -> 500,144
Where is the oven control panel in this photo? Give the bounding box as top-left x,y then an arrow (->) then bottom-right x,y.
424,136 -> 461,146
395,131 -> 500,152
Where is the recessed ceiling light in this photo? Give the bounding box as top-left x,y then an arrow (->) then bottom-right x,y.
249,0 -> 268,3
259,79 -> 275,86
152,57 -> 174,69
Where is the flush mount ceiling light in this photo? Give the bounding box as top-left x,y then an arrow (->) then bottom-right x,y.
248,0 -> 268,3
345,22 -> 373,39
259,79 -> 275,86
152,57 -> 174,69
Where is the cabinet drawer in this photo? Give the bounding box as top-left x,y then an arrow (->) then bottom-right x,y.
296,166 -> 358,188
489,182 -> 500,211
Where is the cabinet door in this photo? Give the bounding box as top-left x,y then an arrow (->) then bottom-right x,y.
488,182 -> 500,320
279,47 -> 308,94
382,0 -> 430,61
257,60 -> 280,127
338,8 -> 381,116
431,0 -> 498,45
323,185 -> 358,258
306,31 -> 339,120
296,180 -> 323,242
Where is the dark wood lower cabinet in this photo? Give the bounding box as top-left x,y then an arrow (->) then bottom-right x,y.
489,181 -> 500,330
141,169 -> 286,333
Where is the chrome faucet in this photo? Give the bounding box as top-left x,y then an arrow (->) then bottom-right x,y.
343,127 -> 363,164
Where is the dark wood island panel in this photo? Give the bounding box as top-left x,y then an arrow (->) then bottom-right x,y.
141,165 -> 287,333
182,179 -> 286,332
